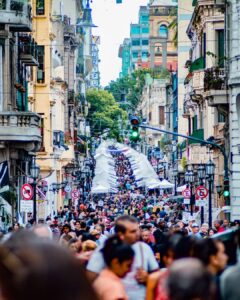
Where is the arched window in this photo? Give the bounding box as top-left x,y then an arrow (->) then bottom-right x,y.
159,25 -> 168,38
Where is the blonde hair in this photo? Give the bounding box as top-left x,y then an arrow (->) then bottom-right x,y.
82,240 -> 97,252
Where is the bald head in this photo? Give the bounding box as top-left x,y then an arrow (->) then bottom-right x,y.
167,258 -> 213,300
32,225 -> 53,240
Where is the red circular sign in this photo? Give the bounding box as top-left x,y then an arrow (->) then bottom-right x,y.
182,188 -> 191,199
21,183 -> 33,200
71,189 -> 80,200
195,186 -> 209,199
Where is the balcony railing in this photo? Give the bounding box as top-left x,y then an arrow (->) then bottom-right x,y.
149,7 -> 177,16
64,25 -> 75,37
204,67 -> 226,91
0,112 -> 41,142
0,0 -> 32,32
19,34 -> 38,66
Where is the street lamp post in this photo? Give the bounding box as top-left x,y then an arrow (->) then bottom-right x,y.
188,170 -> 195,216
206,159 -> 215,227
173,165 -> 178,196
30,160 -> 40,222
198,164 -> 206,224
185,169 -> 194,216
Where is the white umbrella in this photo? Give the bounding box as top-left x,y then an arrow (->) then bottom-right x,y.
91,184 -> 110,194
177,184 -> 187,192
159,179 -> 174,189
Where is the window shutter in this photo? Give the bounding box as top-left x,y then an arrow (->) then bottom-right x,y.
159,106 -> 164,125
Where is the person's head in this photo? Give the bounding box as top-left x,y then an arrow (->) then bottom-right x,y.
188,218 -> 195,228
0,231 -> 97,300
158,219 -> 166,230
114,215 -> 139,245
192,224 -> 199,234
208,228 -> 216,237
141,229 -> 151,243
32,225 -> 53,240
82,240 -> 97,252
94,225 -> 102,234
13,223 -> 20,231
167,258 -> 214,300
192,239 -> 228,274
81,221 -> 87,229
223,219 -> 229,228
213,220 -> 222,230
62,224 -> 71,234
68,238 -> 81,254
102,235 -> 134,278
75,221 -> 81,230
90,230 -> 100,241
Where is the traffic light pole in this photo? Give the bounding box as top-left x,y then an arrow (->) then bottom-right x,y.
139,124 -> 229,182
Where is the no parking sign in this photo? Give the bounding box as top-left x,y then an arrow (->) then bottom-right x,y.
21,184 -> 33,200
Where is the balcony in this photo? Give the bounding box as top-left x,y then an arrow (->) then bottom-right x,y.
204,68 -> 228,107
149,7 -> 177,16
64,25 -> 75,37
0,0 -> 32,32
19,34 -> 38,66
53,130 -> 69,151
0,112 -> 41,142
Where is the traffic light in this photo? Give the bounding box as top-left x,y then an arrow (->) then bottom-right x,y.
223,179 -> 230,198
129,116 -> 140,142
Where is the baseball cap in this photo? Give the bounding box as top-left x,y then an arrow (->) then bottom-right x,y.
192,223 -> 199,228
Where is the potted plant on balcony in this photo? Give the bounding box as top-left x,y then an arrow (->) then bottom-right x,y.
204,67 -> 224,91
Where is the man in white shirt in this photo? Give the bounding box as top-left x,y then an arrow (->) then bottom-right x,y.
87,215 -> 159,300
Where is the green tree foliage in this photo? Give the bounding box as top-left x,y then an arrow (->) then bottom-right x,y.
86,89 -> 127,141
106,69 -> 171,112
105,69 -> 152,110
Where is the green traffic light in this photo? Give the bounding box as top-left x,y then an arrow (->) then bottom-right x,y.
223,190 -> 230,197
132,131 -> 139,138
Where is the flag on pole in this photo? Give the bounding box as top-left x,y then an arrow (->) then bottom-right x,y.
0,161 -> 9,193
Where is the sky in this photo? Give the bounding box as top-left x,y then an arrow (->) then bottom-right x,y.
91,0 -> 148,87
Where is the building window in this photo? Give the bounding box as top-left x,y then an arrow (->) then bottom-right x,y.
142,40 -> 149,46
36,0 -> 45,15
141,15 -> 149,22
159,106 -> 164,125
159,25 -> 168,38
142,27 -> 149,34
132,39 -> 140,46
149,112 -> 152,121
37,46 -> 45,83
192,115 -> 198,132
39,114 -> 45,152
132,52 -> 138,58
201,33 -> 206,65
142,51 -> 148,58
218,112 -> 226,123
131,26 -> 140,35
217,30 -> 224,68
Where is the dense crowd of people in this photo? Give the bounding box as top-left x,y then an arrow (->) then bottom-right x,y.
0,149 -> 240,300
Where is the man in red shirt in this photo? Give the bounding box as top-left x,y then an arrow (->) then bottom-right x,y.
213,220 -> 225,233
